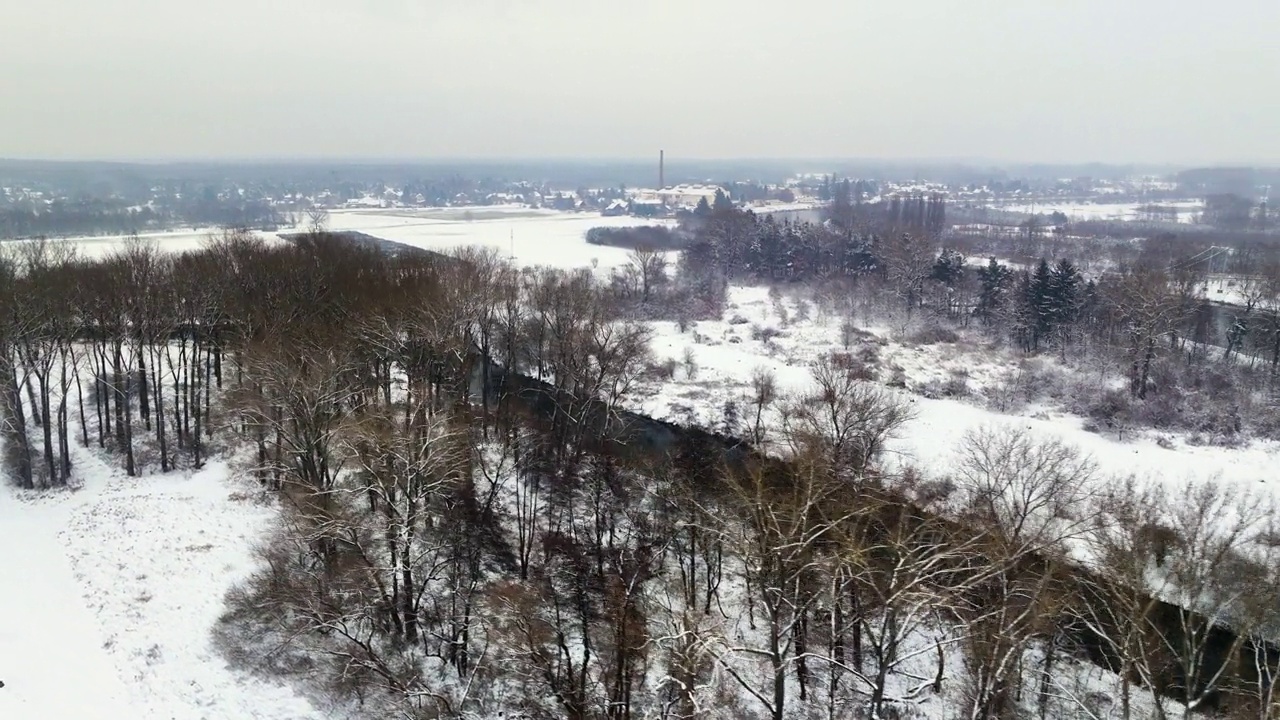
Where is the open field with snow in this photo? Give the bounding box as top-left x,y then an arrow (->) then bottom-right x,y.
4,208 -> 676,273
0,227 -> 283,259
633,285 -> 1280,501
327,208 -> 676,272
0,442 -> 325,720
984,199 -> 1204,223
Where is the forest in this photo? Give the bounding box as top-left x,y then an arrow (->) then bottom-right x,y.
4,223 -> 1280,719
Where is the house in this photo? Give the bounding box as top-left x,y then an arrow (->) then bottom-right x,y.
630,199 -> 668,218
632,184 -> 726,210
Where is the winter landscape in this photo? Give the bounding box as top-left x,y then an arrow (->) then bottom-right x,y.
5,1 -> 1280,719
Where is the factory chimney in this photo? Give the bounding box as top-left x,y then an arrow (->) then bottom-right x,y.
659,149 -> 665,190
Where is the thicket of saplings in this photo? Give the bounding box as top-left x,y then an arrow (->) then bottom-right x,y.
4,231 -> 1280,719
640,203 -> 1280,446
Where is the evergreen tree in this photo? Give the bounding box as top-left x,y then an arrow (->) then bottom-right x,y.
713,188 -> 734,213
1010,270 -> 1037,351
976,258 -> 1013,326
931,249 -> 966,286
1047,259 -> 1082,327
1028,259 -> 1055,351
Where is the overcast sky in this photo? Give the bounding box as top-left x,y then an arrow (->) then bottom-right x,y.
1,0 -> 1277,164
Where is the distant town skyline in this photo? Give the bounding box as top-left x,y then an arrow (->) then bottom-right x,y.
2,0 -> 1277,165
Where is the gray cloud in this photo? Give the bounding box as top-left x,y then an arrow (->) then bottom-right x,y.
2,0 -> 1277,164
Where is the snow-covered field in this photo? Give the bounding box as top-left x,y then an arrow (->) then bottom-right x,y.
0,442 -> 323,719
2,227 -> 283,260
327,207 -> 676,272
986,200 -> 1204,223
634,285 -> 1280,497
10,207 -> 675,274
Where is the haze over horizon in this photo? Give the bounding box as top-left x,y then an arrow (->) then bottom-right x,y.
3,0 -> 1277,166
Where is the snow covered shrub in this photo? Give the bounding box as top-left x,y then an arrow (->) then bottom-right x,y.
1249,403 -> 1280,440
648,358 -> 677,382
857,342 -> 882,366
827,351 -> 877,382
840,319 -> 859,349
750,324 -> 783,342
887,365 -> 908,388
907,324 -> 959,345
943,369 -> 970,398
676,309 -> 692,333
1084,388 -> 1132,429
682,347 -> 698,380
983,369 -> 1027,414
793,298 -> 811,324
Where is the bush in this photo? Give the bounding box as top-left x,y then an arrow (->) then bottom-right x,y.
828,352 -> 877,381
887,366 -> 908,388
1085,388 -> 1133,427
647,358 -> 677,382
750,324 -> 784,342
943,370 -> 970,398
907,324 -> 960,345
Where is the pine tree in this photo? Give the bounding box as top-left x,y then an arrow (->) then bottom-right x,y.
931,249 -> 966,286
713,188 -> 734,213
1047,259 -> 1082,327
1028,259 -> 1055,351
976,258 -> 1013,326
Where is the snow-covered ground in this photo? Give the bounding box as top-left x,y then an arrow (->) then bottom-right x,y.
11,208 -> 675,274
1,227 -> 283,260
634,285 -> 1280,498
986,199 -> 1204,223
0,442 -> 323,719
327,207 -> 676,272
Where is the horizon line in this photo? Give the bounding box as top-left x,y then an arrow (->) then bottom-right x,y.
3,155 -> 1273,170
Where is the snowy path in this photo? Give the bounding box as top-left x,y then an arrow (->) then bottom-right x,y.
1,441 -> 324,720
0,487 -> 139,719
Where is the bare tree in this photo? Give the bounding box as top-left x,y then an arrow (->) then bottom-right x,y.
951,427 -> 1098,720
783,353 -> 914,484
1103,268 -> 1184,399
709,456 -> 860,720
628,246 -> 668,303
881,232 -> 938,316
747,365 -> 777,447
306,205 -> 330,233
1151,481 -> 1270,719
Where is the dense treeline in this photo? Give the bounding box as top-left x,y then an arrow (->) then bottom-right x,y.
585,225 -> 688,252
6,231 -> 1280,719
0,195 -> 285,239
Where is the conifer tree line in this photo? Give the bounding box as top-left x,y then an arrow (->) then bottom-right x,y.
5,229 -> 1280,719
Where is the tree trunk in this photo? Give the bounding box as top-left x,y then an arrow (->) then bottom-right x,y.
76,362 -> 88,447
112,343 -> 125,449
57,357 -> 71,483
39,373 -> 55,485
138,347 -> 150,431
0,353 -> 35,489
153,348 -> 168,472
